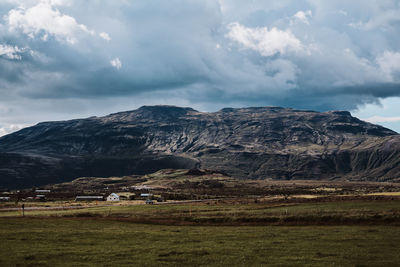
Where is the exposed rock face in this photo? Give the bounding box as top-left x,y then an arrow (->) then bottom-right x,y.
0,105 -> 399,188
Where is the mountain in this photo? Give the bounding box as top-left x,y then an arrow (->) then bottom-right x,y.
0,105 -> 399,189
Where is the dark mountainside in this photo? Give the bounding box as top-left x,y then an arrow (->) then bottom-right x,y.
0,105 -> 399,189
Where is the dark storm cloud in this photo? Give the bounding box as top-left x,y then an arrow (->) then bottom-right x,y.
1,0 -> 225,98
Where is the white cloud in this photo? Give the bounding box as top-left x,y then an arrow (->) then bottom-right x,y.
49,0 -> 66,6
363,115 -> 400,123
376,51 -> 400,81
0,124 -> 26,137
349,9 -> 400,31
99,32 -> 111,41
5,0 -> 95,44
110,57 -> 122,69
226,22 -> 302,57
0,43 -> 25,60
293,10 -> 312,24
363,9 -> 400,30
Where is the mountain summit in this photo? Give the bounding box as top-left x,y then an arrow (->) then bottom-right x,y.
0,105 -> 399,188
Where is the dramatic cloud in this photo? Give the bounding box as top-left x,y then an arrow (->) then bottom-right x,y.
226,22 -> 303,56
0,0 -> 400,135
5,0 -> 95,44
0,43 -> 24,59
377,51 -> 400,81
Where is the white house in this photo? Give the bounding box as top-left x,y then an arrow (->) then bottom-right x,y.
107,193 -> 120,201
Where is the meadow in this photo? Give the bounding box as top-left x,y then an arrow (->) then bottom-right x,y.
1,199 -> 400,266
1,218 -> 400,266
1,199 -> 400,225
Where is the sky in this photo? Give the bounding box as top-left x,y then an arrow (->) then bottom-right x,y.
0,0 -> 400,136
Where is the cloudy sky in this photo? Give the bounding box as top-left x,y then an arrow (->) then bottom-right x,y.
1,0 -> 400,135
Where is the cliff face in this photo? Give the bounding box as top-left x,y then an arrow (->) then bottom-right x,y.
0,105 -> 399,188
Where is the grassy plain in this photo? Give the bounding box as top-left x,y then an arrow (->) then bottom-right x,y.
2,199 -> 400,225
2,171 -> 400,266
1,218 -> 400,266
1,200 -> 400,266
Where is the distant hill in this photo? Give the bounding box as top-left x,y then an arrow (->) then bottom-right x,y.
0,105 -> 399,189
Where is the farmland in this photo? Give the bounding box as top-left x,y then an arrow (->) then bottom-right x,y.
2,199 -> 400,225
1,216 -> 400,266
1,199 -> 400,266
1,170 -> 400,266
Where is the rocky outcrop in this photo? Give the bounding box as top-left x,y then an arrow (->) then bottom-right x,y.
0,105 -> 399,188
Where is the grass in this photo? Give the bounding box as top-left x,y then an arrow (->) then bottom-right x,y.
1,200 -> 399,265
3,171 -> 400,265
1,218 -> 400,266
2,200 -> 400,225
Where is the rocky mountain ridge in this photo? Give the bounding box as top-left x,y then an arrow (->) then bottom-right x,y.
0,105 -> 399,188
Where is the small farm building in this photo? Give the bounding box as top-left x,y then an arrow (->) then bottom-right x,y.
107,193 -> 120,201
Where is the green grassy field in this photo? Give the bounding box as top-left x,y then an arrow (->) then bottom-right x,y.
2,200 -> 400,225
1,218 -> 400,266
1,200 -> 400,266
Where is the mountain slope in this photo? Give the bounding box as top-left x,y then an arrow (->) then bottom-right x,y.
0,105 -> 399,188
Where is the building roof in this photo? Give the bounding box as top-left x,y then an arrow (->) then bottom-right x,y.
75,196 -> 103,199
